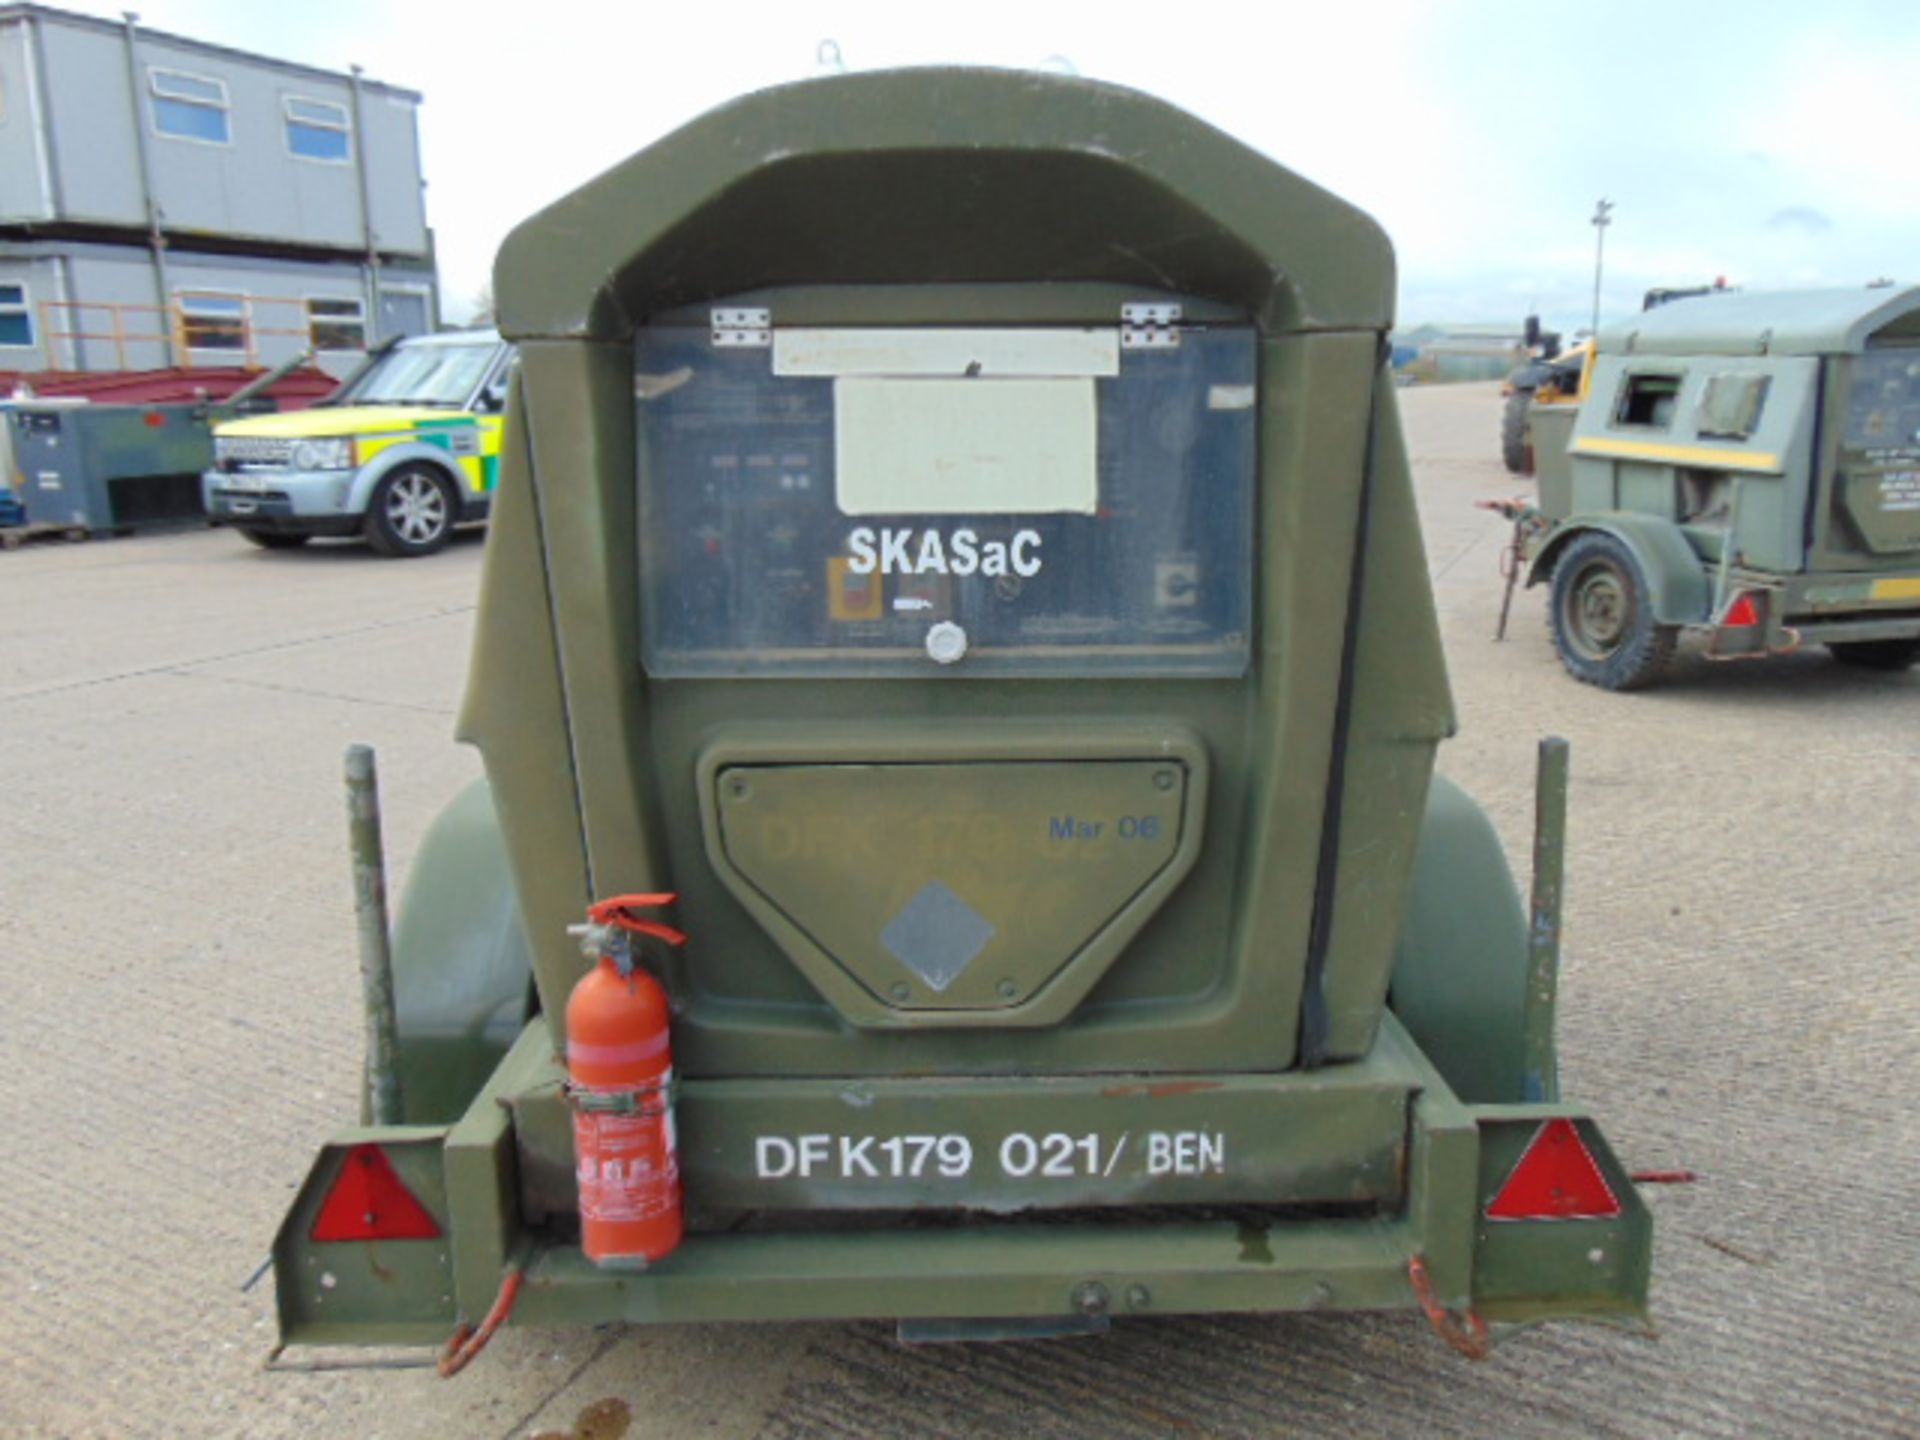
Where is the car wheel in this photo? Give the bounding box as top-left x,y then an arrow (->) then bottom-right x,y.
1827,638 -> 1920,671
238,528 -> 310,550
1500,386 -> 1534,474
1549,532 -> 1678,690
366,466 -> 457,558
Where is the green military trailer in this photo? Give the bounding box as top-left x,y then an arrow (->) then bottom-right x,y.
271,69 -> 1655,1367
1515,284 -> 1920,688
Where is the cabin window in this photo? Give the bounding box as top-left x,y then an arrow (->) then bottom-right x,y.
1845,348 -> 1920,451
177,292 -> 248,352
1615,372 -> 1683,428
1696,373 -> 1770,440
150,69 -> 231,145
0,283 -> 32,348
306,296 -> 367,351
285,96 -> 351,162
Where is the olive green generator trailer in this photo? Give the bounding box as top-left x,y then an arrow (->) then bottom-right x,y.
271,69 -> 1654,1367
1521,285 -> 1920,688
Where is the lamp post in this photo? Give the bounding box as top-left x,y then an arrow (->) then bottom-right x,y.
1590,199 -> 1614,338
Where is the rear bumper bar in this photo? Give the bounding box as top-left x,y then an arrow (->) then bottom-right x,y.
271,1015 -> 1651,1349
522,1215 -> 1434,1327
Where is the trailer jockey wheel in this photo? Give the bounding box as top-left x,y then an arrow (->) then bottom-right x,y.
1549,532 -> 1677,690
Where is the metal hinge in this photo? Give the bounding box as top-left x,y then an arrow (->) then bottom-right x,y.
1120,302 -> 1182,350
710,307 -> 772,348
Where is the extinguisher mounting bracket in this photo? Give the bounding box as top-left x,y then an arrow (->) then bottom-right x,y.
563,1077 -> 678,1115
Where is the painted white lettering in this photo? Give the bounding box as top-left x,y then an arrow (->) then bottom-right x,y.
846,528 -> 877,575
879,529 -> 912,574
1000,1133 -> 1039,1178
1011,529 -> 1042,577
840,1135 -> 878,1178
846,527 -> 1043,579
756,1136 -> 796,1179
950,529 -> 979,575
1142,1130 -> 1224,1176
915,530 -> 949,574
798,1133 -> 832,1178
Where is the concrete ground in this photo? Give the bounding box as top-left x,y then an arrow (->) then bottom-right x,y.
1,382 -> 1914,1439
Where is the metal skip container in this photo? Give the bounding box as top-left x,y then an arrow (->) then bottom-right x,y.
6,401 -> 219,534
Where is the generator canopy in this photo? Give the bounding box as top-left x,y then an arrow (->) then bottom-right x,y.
1605,284 -> 1920,358
494,69 -> 1394,340
473,65 -> 1451,1077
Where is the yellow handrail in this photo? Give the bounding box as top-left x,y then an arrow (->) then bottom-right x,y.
32,292 -> 352,371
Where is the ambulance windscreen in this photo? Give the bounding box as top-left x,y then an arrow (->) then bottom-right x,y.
634,323 -> 1256,677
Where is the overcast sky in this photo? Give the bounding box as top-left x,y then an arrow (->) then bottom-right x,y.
60,0 -> 1920,334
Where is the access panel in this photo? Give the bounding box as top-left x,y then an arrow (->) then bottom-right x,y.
635,322 -> 1256,678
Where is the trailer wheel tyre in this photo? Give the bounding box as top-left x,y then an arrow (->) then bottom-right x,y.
1827,638 -> 1920,671
238,528 -> 311,550
366,466 -> 457,558
1500,386 -> 1534,474
1549,532 -> 1677,690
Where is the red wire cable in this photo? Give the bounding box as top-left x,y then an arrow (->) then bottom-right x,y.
436,1266 -> 526,1378
1407,1255 -> 1491,1360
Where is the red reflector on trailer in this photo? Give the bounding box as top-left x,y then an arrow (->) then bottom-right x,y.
1485,1118 -> 1621,1221
1722,593 -> 1762,627
311,1143 -> 442,1241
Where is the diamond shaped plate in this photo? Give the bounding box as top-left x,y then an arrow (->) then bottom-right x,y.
708,754 -> 1194,1025
879,881 -> 997,994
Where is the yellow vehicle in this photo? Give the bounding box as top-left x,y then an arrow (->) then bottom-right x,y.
1502,286 -> 1732,474
1500,322 -> 1590,474
203,330 -> 514,556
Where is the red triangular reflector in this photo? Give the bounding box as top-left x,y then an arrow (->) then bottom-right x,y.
1485,1118 -> 1621,1221
311,1143 -> 442,1241
1722,593 -> 1761,627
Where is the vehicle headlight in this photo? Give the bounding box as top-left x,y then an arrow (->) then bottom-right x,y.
291,438 -> 354,470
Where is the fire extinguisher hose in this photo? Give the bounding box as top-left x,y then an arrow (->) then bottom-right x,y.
436,1265 -> 526,1378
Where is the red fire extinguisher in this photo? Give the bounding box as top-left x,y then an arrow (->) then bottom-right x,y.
566,892 -> 686,1268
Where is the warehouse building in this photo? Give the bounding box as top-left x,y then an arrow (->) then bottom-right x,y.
0,3 -> 436,377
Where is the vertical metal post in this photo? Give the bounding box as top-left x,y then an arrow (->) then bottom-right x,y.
348,65 -> 383,344
346,744 -> 404,1126
1523,736 -> 1569,1103
1589,199 -> 1613,339
1712,477 -> 1744,620
119,12 -> 181,367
